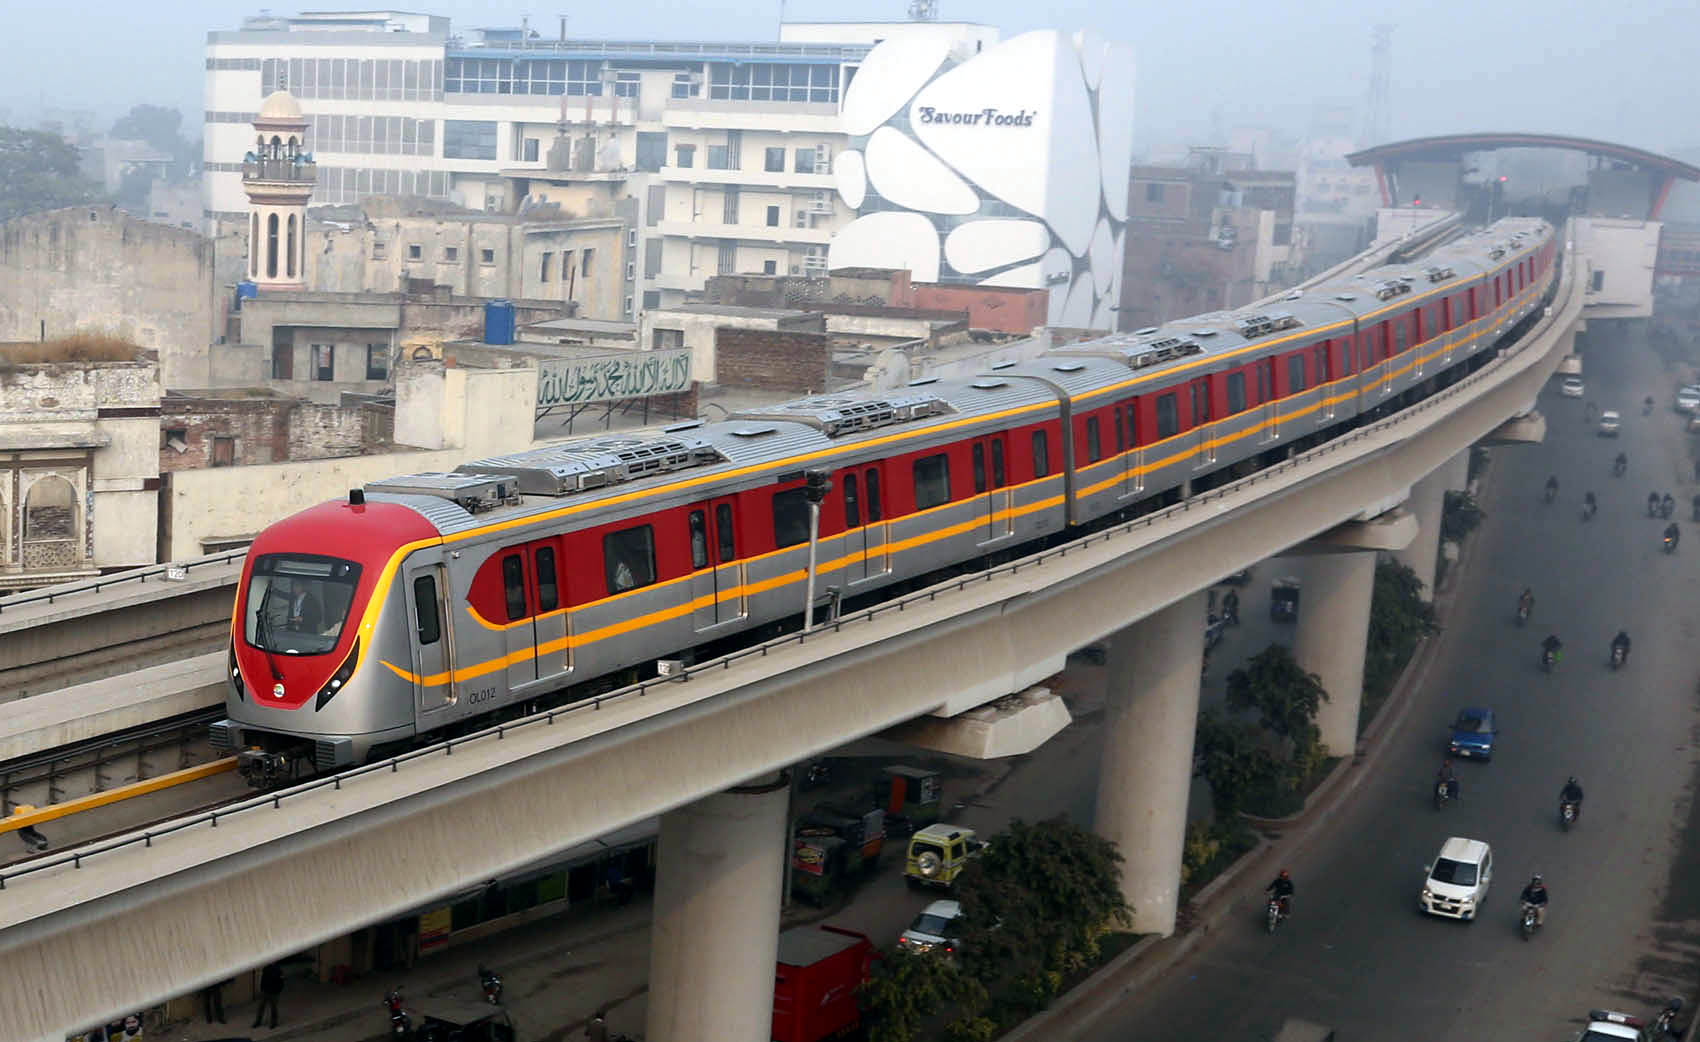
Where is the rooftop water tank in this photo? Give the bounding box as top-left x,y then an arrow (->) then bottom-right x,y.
235,281 -> 258,310
484,299 -> 516,345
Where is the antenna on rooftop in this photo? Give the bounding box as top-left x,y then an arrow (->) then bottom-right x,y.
1363,23 -> 1393,147
908,0 -> 939,21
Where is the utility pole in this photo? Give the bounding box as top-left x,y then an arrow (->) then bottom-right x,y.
1363,24 -> 1393,147
801,469 -> 831,632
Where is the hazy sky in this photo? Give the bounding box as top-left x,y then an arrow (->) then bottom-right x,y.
2,0 -> 1697,156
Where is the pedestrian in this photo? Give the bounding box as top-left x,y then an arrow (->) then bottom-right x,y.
252,962 -> 283,1030
201,979 -> 226,1024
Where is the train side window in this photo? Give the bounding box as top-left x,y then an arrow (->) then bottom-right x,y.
972,443 -> 987,493
1258,359 -> 1274,404
535,546 -> 559,611
1314,344 -> 1328,382
1113,408 -> 1126,452
1288,354 -> 1306,393
1393,322 -> 1407,354
412,575 -> 441,645
990,438 -> 1005,486
843,473 -> 861,529
604,525 -> 656,593
1085,416 -> 1101,463
1032,430 -> 1050,478
501,554 -> 526,621
864,470 -> 882,522
1156,393 -> 1179,438
1226,372 -> 1247,414
715,503 -> 736,563
1124,405 -> 1138,446
913,454 -> 951,510
688,511 -> 709,569
772,488 -> 811,548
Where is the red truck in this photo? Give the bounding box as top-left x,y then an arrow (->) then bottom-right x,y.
772,925 -> 875,1042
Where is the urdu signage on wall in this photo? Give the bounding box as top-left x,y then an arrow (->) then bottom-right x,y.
535,349 -> 692,409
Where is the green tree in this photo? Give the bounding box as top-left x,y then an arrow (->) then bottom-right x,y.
1364,559 -> 1439,707
1441,489 -> 1485,543
861,947 -> 984,1042
0,126 -> 103,221
1225,644 -> 1328,756
1193,709 -> 1281,818
110,105 -> 194,179
952,818 -> 1131,1025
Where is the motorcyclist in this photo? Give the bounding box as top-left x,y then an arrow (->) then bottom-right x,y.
1542,634 -> 1563,666
1520,874 -> 1549,926
1665,521 -> 1681,551
1615,451 -> 1628,474
1544,475 -> 1559,500
1222,588 -> 1240,625
1663,492 -> 1676,518
1646,394 -> 1657,414
1650,491 -> 1662,516
1437,759 -> 1459,801
1582,491 -> 1597,518
1612,630 -> 1631,664
1517,587 -> 1534,619
1560,776 -> 1585,821
1265,869 -> 1295,916
1585,400 -> 1598,421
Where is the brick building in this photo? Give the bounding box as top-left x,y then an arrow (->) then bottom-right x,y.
714,327 -> 831,394
159,391 -> 395,472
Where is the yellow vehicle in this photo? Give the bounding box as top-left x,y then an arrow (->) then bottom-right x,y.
904,824 -> 985,889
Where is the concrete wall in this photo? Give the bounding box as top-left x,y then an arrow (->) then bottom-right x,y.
714,328 -> 831,393
909,285 -> 1047,334
0,206 -> 215,389
166,364 -> 535,558
159,395 -> 393,472
1575,217 -> 1660,319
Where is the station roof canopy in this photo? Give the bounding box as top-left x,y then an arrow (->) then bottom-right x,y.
1346,133 -> 1700,183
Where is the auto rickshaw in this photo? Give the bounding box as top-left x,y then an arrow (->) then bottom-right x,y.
409,999 -> 516,1042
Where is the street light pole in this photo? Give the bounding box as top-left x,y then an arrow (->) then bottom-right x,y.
801,469 -> 831,633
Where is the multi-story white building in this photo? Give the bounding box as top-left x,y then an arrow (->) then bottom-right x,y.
204,10 -> 999,312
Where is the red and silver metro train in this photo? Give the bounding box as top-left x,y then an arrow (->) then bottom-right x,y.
212,218 -> 1557,786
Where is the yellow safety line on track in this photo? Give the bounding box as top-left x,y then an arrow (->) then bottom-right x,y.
0,757 -> 237,834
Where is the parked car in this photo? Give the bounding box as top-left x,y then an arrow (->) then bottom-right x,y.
904,824 -> 985,889
1561,376 -> 1585,398
1448,707 -> 1498,760
1598,410 -> 1622,437
898,900 -> 963,955
1570,1003 -> 1683,1042
1419,836 -> 1493,920
1677,386 -> 1700,414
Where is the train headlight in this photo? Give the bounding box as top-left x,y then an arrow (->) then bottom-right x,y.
228,643 -> 246,701
314,637 -> 360,712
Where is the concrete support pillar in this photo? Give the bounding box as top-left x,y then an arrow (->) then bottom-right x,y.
1392,449 -> 1471,602
1291,552 -> 1377,756
1093,591 -> 1205,936
646,773 -> 790,1042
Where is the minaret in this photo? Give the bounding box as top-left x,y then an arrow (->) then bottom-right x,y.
242,90 -> 316,288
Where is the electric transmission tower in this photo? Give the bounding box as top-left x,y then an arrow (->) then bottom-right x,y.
1364,23 -> 1393,146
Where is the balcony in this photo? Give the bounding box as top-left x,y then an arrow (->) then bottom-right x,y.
658,165 -> 837,191
655,219 -> 835,246
242,158 -> 318,185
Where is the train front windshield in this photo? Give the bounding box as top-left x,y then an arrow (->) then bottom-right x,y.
244,553 -> 363,656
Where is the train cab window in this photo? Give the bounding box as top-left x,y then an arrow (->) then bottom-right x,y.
1288,354 -> 1307,393
1085,417 -> 1102,463
604,524 -> 657,593
972,443 -> 987,493
412,575 -> 441,646
716,503 -> 736,563
535,547 -> 559,612
1226,372 -> 1247,414
245,554 -> 362,656
502,554 -> 526,621
913,454 -> 951,510
864,470 -> 882,523
843,473 -> 861,529
688,511 -> 709,569
1032,430 -> 1050,478
772,488 -> 811,548
990,439 -> 1005,487
1156,393 -> 1179,439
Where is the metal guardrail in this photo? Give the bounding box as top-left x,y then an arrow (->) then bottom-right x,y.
0,237 -> 1576,893
0,549 -> 249,616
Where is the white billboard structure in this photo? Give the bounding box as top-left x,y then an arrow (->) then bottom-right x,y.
828,29 -> 1136,330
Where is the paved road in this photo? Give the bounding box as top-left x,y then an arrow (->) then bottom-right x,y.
1085,338 -> 1700,1041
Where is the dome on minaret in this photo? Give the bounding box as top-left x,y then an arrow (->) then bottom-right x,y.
258,90 -> 303,121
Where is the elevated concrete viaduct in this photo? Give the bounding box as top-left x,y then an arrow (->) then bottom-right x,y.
0,236 -> 1582,1042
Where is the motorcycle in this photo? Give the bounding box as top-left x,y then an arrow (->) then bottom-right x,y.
1645,398 -> 1656,416
1516,601 -> 1531,626
1654,998 -> 1683,1037
478,965 -> 503,1006
1613,457 -> 1627,477
1542,647 -> 1559,672
384,989 -> 411,1039
1265,894 -> 1289,933
1560,799 -> 1579,831
1611,644 -> 1627,670
1582,500 -> 1597,522
1433,779 -> 1455,810
1521,901 -> 1542,940
1544,484 -> 1558,505
1665,533 -> 1679,554
1662,497 -> 1676,520
1650,498 -> 1662,518
801,762 -> 831,789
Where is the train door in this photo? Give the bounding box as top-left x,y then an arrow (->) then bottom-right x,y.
1189,377 -> 1216,467
845,465 -> 889,584
496,549 -> 539,689
1118,404 -> 1143,499
529,540 -> 570,681
1315,343 -> 1336,425
1258,358 -> 1280,443
971,435 -> 1012,544
691,497 -> 744,631
403,558 -> 456,716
